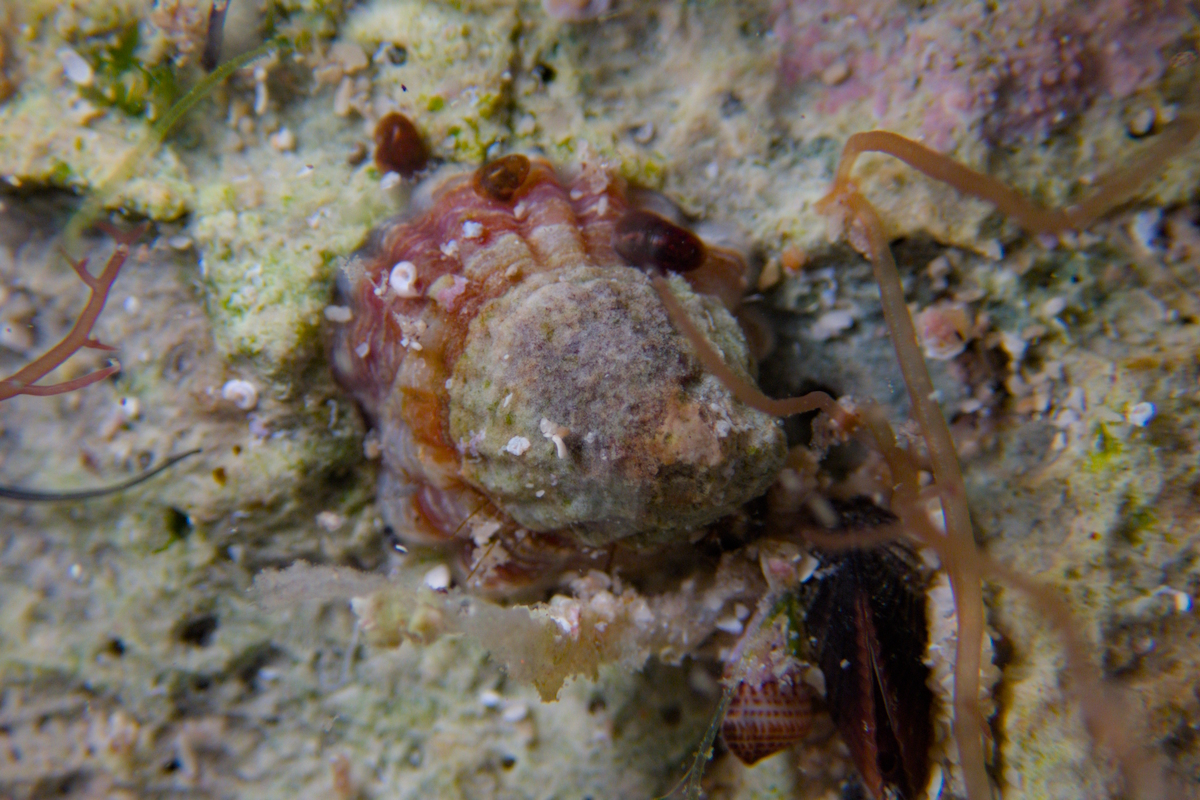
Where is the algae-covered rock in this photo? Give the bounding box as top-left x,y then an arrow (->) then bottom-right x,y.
2,0 -> 1200,798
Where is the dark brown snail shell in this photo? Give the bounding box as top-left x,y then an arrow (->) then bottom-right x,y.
721,675 -> 815,765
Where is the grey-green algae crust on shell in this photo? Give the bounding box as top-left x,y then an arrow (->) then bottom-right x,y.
451,268 -> 785,546
1,0 -> 1200,799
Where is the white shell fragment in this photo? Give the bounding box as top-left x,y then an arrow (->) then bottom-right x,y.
539,418 -> 569,459
389,261 -> 420,298
221,379 -> 259,411
1126,401 -> 1155,427
324,305 -> 353,323
269,127 -> 296,152
117,396 -> 141,421
504,436 -> 531,456
57,47 -> 94,87
501,703 -> 529,723
423,564 -> 451,591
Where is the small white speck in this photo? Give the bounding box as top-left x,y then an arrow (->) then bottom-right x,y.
423,564 -> 451,591
380,171 -> 401,190
462,220 -> 484,240
569,189 -> 584,201
315,511 -> 344,532
504,436 -> 531,456
502,393 -> 513,408
797,552 -> 819,583
123,296 -> 140,314
363,431 -> 383,460
168,235 -> 193,251
445,378 -> 454,389
1127,401 -> 1155,427
117,396 -> 141,421
1153,585 -> 1193,614
978,239 -> 1003,261
440,239 -> 459,257
296,164 -> 315,178
714,420 -> 731,438
840,659 -> 851,670
254,67 -> 268,114
57,47 -> 94,86
324,305 -> 353,323
539,418 -> 569,459
389,261 -> 420,297
501,703 -> 528,723
1041,297 -> 1066,318
69,563 -> 83,580
714,616 -> 743,635
704,161 -> 719,180
269,127 -> 296,152
809,309 -> 854,341
1131,209 -> 1163,251
355,341 -> 370,358
222,379 -> 259,411
595,196 -> 609,217
479,690 -> 502,708
513,201 -> 528,220
535,489 -> 545,498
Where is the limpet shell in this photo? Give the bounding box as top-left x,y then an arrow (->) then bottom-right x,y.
330,154 -> 785,585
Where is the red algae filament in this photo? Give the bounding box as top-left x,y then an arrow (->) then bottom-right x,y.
373,112 -> 430,178
613,209 -> 706,274
474,154 -> 531,202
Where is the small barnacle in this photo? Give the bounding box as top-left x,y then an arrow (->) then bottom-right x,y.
474,154 -> 532,202
613,209 -> 707,274
373,112 -> 430,178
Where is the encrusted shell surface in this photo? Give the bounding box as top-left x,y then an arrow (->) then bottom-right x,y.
330,154 -> 786,581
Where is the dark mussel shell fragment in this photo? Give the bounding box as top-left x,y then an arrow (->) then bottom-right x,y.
804,497 -> 934,800
613,209 -> 706,274
374,112 -> 430,178
474,154 -> 531,202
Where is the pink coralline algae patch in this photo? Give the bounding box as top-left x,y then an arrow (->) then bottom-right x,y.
329,154 -> 785,594
772,0 -> 1192,148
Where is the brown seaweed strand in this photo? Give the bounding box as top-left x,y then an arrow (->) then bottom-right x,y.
840,190 -> 991,800
649,276 -> 846,424
0,223 -> 146,401
828,100 -> 1200,236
